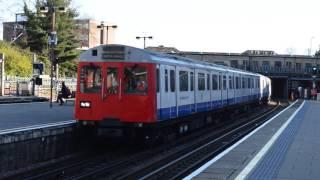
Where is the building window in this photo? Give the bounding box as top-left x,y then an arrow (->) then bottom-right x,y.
286,61 -> 292,69
296,63 -> 302,70
198,73 -> 205,91
274,61 -> 282,70
179,71 -> 189,91
243,60 -> 249,70
262,61 -> 270,71
305,63 -> 312,72
251,61 -> 258,70
231,60 -> 238,68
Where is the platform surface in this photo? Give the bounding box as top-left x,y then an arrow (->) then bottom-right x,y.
0,102 -> 74,130
185,100 -> 320,180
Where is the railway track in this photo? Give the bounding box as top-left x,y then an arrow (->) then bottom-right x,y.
8,101 -> 285,179
117,101 -> 285,179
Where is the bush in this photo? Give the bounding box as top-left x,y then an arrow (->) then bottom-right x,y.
0,41 -> 33,77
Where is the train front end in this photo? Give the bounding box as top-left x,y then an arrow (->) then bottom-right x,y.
75,45 -> 157,128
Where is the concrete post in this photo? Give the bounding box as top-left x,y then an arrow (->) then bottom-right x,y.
0,53 -> 4,96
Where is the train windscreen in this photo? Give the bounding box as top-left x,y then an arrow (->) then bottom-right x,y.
124,65 -> 148,94
80,65 -> 102,93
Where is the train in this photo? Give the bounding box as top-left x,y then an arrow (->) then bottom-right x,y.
75,44 -> 271,140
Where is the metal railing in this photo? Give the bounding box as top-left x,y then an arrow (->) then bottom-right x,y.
4,76 -> 77,98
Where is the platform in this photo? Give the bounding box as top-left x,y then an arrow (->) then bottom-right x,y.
184,100 -> 320,180
0,101 -> 74,131
0,96 -> 47,104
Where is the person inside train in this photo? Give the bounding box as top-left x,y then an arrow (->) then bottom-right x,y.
136,75 -> 147,91
57,81 -> 71,105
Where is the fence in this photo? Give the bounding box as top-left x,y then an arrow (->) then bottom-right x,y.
4,76 -> 77,99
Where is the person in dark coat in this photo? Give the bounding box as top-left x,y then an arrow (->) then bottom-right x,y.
57,81 -> 71,105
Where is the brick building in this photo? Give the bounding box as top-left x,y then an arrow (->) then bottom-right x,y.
2,18 -> 116,49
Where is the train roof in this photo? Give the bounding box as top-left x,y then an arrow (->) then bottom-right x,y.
80,44 -> 261,76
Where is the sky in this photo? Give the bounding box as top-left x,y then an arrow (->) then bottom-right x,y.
1,0 -> 320,55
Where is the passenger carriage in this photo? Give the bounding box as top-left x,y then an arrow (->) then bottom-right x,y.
75,45 -> 271,138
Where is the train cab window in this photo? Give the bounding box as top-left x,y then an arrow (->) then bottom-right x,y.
124,65 -> 148,94
179,71 -> 189,91
170,70 -> 175,92
165,69 -> 168,92
190,72 -> 194,91
223,75 -> 227,90
80,65 -> 102,93
198,73 -> 205,91
207,74 -> 210,90
106,68 -> 119,94
212,74 -> 218,90
156,68 -> 159,92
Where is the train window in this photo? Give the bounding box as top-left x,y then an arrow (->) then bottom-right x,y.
156,68 -> 159,92
170,70 -> 175,92
165,69 -> 168,92
207,74 -> 210,90
242,77 -> 245,89
229,76 -> 232,89
179,71 -> 189,91
198,73 -> 205,91
124,65 -> 148,94
236,77 -> 239,89
248,78 -> 250,88
106,68 -> 119,94
219,75 -> 222,90
80,65 -> 102,93
235,77 -> 238,89
223,75 -> 226,90
212,74 -> 218,90
190,72 -> 194,91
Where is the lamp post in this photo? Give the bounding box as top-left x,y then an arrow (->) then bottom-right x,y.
97,21 -> 117,44
40,5 -> 66,108
136,36 -> 153,49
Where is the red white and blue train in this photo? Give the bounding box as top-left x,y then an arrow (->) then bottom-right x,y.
75,45 -> 271,139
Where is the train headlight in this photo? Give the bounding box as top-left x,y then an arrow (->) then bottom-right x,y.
80,101 -> 91,108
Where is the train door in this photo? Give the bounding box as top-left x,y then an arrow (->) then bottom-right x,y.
76,63 -> 104,120
195,69 -> 210,112
159,64 -> 177,120
221,71 -> 228,107
228,72 -> 235,105
211,72 -> 221,110
101,63 -> 122,118
234,74 -> 240,104
177,67 -> 192,116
